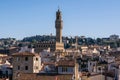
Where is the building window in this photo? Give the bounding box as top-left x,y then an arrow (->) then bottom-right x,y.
6,71 -> 8,75
17,57 -> 20,61
98,67 -> 101,70
36,58 -> 38,61
25,57 -> 28,61
18,66 -> 20,70
90,63 -> 92,65
36,66 -> 38,69
25,66 -> 28,70
62,67 -> 67,72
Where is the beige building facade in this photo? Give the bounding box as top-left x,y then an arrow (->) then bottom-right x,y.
12,52 -> 41,80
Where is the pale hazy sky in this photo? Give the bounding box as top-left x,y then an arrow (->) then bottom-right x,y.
0,0 -> 120,39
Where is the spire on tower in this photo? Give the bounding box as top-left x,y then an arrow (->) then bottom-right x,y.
56,7 -> 62,20
57,6 -> 61,13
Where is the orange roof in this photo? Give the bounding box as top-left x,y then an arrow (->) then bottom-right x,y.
12,52 -> 39,56
16,73 -> 73,80
56,60 -> 75,67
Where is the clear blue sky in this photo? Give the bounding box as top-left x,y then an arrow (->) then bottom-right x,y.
0,0 -> 120,39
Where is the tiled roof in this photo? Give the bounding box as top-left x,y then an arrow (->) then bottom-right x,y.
12,52 -> 39,56
103,70 -> 115,78
56,60 -> 75,67
44,62 -> 55,65
16,73 -> 73,80
109,51 -> 120,58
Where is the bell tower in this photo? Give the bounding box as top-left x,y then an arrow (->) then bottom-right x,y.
55,9 -> 63,43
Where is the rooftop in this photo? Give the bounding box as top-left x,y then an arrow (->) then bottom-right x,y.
16,73 -> 73,80
56,59 -> 75,67
12,52 -> 39,56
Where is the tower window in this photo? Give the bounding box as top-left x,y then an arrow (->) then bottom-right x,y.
25,57 -> 28,61
57,15 -> 59,19
25,66 -> 28,70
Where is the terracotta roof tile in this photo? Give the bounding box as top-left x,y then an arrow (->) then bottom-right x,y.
56,60 -> 75,67
12,52 -> 39,56
16,73 -> 73,80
